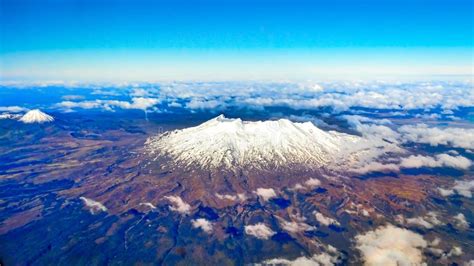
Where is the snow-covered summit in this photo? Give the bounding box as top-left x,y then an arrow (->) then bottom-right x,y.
19,109 -> 54,124
145,115 -> 396,170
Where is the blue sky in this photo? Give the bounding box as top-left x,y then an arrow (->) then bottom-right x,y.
0,0 -> 472,81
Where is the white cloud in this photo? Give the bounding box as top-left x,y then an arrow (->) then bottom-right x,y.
355,224 -> 427,266
262,245 -> 340,266
130,88 -> 150,97
314,211 -> 340,226
343,115 -> 398,142
149,80 -> 474,115
0,113 -> 22,120
80,197 -> 107,214
191,218 -> 213,233
447,246 -> 463,257
55,97 -> 160,111
438,187 -> 455,197
406,217 -> 435,229
62,94 -> 84,100
215,193 -> 237,201
139,202 -> 157,209
453,213 -> 469,229
255,188 -> 277,202
400,154 -> 471,170
126,97 -> 160,110
405,212 -> 442,229
439,180 -> 474,198
215,192 -> 247,202
164,195 -> 191,214
350,162 -> 400,174
244,223 -> 275,240
0,106 -> 28,113
185,98 -> 224,110
352,153 -> 471,174
292,178 -> 323,191
399,124 -> 474,150
278,219 -> 316,233
465,260 -> 474,266
453,180 -> 474,198
305,178 -> 322,188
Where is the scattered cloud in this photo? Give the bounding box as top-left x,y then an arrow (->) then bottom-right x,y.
400,154 -> 471,170
56,97 -> 160,112
244,223 -> 275,240
355,224 -> 427,266
164,195 -> 191,214
262,245 -> 340,266
0,113 -> 22,120
191,218 -> 213,233
343,115 -> 398,142
447,246 -> 463,257
351,153 -> 471,174
292,178 -> 322,191
139,202 -> 157,209
185,98 -> 224,110
438,180 -> 474,198
453,213 -> 469,229
80,197 -> 107,214
62,95 -> 84,100
399,124 -> 474,150
254,188 -> 277,202
350,162 -> 400,174
278,218 -> 316,233
404,212 -> 442,229
215,192 -> 247,202
0,106 -> 28,113
130,88 -> 150,97
314,211 -> 340,226
305,178 -> 322,188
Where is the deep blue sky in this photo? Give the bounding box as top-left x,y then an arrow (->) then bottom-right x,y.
0,0 -> 473,81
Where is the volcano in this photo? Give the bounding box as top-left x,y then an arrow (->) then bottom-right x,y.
19,109 -> 54,124
145,115 -> 398,171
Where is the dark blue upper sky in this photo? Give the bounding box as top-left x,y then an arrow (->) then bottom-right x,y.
0,0 -> 472,81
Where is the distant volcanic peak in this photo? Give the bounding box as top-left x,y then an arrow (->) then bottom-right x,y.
19,109 -> 54,124
146,115 -> 363,170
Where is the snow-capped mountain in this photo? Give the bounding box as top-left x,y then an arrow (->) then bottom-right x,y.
19,109 -> 54,124
146,115 -> 399,171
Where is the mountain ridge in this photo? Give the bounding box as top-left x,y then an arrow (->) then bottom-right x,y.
145,115 -> 390,171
